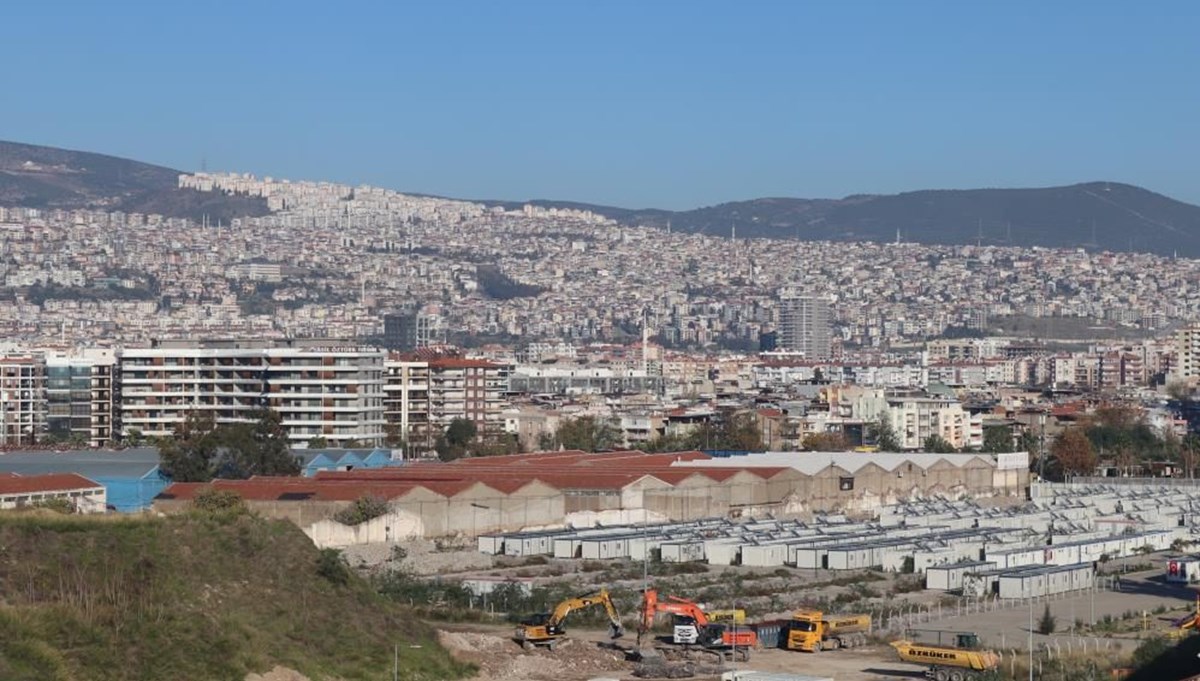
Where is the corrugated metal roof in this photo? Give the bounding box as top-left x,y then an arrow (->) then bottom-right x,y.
0,472 -> 103,495
0,448 -> 161,480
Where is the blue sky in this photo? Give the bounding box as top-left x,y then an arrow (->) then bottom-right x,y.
2,1 -> 1197,209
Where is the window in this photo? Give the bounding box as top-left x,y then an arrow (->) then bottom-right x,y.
839,477 -> 854,491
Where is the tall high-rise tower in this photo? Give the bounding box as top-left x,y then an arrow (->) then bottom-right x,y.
778,296 -> 832,359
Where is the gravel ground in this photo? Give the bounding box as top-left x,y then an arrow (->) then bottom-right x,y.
343,538 -> 494,575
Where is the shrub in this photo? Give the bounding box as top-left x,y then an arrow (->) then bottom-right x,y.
192,488 -> 247,515
316,548 -> 351,586
890,576 -> 924,596
1038,604 -> 1057,635
332,495 -> 389,526
1131,635 -> 1171,669
31,497 -> 74,514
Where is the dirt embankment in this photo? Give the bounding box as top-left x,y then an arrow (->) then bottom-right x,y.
439,630 -> 628,681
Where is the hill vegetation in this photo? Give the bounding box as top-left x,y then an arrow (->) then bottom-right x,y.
0,140 -> 270,222
497,182 -> 1200,257
0,506 -> 472,681
9,139 -> 1200,256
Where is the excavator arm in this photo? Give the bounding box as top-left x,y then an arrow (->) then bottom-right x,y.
639,589 -> 711,635
548,589 -> 624,638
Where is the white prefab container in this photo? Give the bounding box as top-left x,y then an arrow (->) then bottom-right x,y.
986,546 -> 1046,570
477,535 -> 505,555
660,541 -> 706,563
925,561 -> 996,591
741,543 -> 789,567
997,563 -> 1094,599
706,540 -> 743,566
1166,556 -> 1200,584
504,532 -> 558,557
791,546 -> 827,570
962,570 -> 1003,598
554,537 -> 582,559
580,537 -> 629,560
824,546 -> 871,570
1043,543 -> 1081,566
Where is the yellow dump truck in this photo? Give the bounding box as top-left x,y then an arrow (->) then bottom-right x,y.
784,610 -> 871,652
890,631 -> 999,681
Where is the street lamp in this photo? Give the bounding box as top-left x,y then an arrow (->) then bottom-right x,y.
1038,411 -> 1047,483
471,502 -> 490,536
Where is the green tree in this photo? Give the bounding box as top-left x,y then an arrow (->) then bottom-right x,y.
161,409 -> 299,481
307,435 -> 329,449
923,434 -> 958,453
868,416 -> 901,451
437,417 -> 478,462
1016,429 -> 1040,454
245,409 -> 299,476
445,418 -> 477,448
642,432 -> 697,453
690,411 -> 764,451
554,416 -> 622,452
158,411 -> 221,482
981,425 -> 1014,453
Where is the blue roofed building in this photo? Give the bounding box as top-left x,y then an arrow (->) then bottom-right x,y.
294,448 -> 402,477
0,448 -> 167,512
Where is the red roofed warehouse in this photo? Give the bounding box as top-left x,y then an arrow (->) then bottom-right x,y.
0,473 -> 107,513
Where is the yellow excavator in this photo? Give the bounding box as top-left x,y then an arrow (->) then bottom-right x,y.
515,588 -> 624,650
890,630 -> 999,681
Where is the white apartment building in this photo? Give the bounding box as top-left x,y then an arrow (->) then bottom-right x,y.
383,358 -> 432,451
120,340 -> 385,446
885,396 -> 983,451
1175,324 -> 1200,381
0,354 -> 47,446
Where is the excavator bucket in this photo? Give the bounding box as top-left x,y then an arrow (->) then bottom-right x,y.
610,622 -> 625,639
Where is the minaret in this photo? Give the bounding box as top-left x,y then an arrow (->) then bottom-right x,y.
642,307 -> 650,375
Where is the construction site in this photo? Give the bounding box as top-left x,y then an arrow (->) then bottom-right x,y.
157,453 -> 1200,680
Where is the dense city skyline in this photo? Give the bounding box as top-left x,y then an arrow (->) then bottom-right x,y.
3,1 -> 1198,208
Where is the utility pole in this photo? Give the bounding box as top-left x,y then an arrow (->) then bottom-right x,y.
1038,412 -> 1047,482
1028,595 -> 1034,681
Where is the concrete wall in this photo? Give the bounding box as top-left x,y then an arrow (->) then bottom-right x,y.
305,509 -> 425,548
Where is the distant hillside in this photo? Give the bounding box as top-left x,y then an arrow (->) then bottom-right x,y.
9,140 -> 1200,256
500,182 -> 1200,257
0,140 -> 269,222
0,511 -> 470,681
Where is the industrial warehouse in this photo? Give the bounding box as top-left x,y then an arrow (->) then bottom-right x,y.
153,449 -> 1029,540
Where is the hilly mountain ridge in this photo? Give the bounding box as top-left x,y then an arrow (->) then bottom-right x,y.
494,181 -> 1200,257
0,140 -> 269,222
5,139 -> 1200,256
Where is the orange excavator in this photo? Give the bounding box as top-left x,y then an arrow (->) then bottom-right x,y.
639,589 -> 757,653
